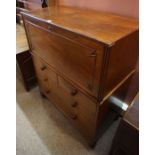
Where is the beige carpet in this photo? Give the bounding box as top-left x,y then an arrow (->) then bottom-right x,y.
16,72 -> 119,155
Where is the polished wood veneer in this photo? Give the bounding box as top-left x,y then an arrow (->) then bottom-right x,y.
22,6 -> 139,145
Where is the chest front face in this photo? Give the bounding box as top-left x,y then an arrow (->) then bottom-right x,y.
24,16 -> 105,99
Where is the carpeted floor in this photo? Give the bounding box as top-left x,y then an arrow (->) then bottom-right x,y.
16,72 -> 120,155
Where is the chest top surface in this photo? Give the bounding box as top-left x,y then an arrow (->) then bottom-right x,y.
23,6 -> 138,46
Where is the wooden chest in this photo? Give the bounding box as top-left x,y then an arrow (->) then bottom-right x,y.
22,6 -> 139,145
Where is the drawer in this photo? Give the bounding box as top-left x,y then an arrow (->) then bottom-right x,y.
24,20 -> 103,99
73,93 -> 97,142
31,54 -> 58,94
31,54 -> 57,82
57,76 -> 97,141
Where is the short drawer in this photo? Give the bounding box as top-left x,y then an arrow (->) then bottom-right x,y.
31,54 -> 57,92
24,19 -> 103,99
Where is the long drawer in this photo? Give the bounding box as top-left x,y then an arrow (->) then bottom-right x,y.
24,18 -> 104,99
32,54 -> 97,142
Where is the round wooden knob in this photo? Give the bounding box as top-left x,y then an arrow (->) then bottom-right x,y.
40,65 -> 46,71
46,90 -> 50,94
44,78 -> 48,82
71,89 -> 78,96
71,102 -> 78,108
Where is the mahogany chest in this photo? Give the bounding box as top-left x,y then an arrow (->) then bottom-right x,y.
22,6 -> 139,145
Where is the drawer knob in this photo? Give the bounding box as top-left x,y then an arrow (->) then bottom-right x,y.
71,102 -> 78,108
89,51 -> 96,57
70,114 -> 77,120
44,78 -> 48,82
71,89 -> 78,96
46,90 -> 50,94
40,65 -> 47,71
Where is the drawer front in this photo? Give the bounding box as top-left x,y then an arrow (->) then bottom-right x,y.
57,76 -> 97,142
31,54 -> 58,96
24,19 -> 103,98
31,54 -> 57,83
